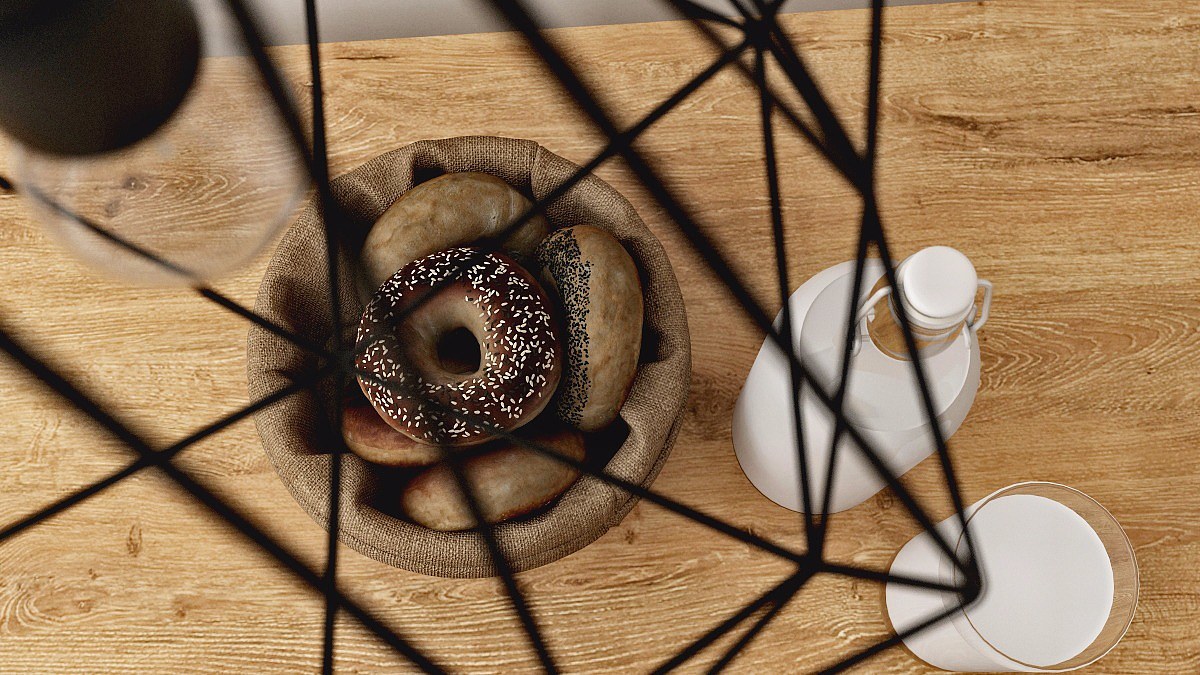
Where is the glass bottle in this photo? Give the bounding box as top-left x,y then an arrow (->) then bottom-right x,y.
858,246 -> 992,360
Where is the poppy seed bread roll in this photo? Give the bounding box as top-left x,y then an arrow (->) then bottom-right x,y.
536,225 -> 643,432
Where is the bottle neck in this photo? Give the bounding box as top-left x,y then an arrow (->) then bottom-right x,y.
866,273 -> 970,361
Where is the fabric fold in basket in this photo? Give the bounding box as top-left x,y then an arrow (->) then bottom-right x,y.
246,136 -> 691,577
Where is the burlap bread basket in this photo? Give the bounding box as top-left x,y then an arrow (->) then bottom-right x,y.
247,136 -> 691,577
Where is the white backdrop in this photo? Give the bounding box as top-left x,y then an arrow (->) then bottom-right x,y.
198,0 -> 950,54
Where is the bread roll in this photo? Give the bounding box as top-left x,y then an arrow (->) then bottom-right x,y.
342,399 -> 441,467
359,172 -> 549,298
401,422 -> 585,531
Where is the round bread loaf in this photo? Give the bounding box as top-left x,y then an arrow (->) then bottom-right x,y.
342,398 -> 440,467
356,247 -> 562,447
359,172 -> 549,298
400,422 -> 585,531
537,225 -> 644,432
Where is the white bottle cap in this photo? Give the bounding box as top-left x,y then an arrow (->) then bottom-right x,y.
896,246 -> 977,330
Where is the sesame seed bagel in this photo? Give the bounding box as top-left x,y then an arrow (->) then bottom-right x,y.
356,247 -> 562,447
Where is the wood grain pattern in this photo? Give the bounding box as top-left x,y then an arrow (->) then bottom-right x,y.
1,0 -> 1198,672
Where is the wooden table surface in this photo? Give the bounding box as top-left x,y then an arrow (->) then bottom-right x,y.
1,1 -> 1197,672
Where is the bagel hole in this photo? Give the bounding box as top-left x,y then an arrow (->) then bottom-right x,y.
436,326 -> 481,374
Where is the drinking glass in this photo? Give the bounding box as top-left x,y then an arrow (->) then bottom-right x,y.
10,0 -> 306,286
885,482 -> 1138,672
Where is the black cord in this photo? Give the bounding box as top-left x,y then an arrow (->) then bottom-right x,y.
492,0 -> 969,578
0,322 -> 444,672
0,0 -> 989,671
